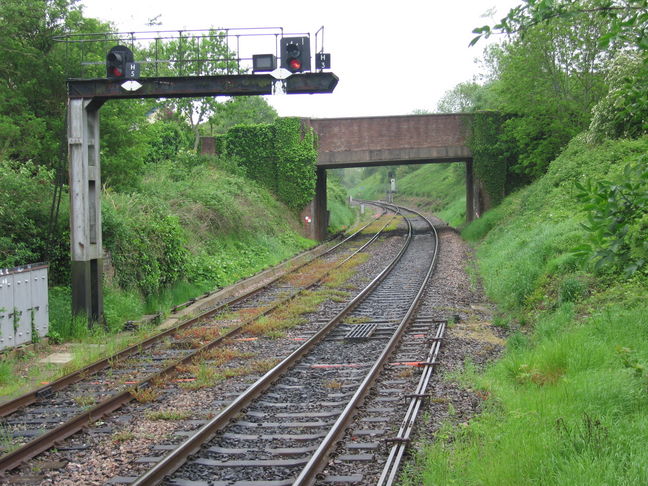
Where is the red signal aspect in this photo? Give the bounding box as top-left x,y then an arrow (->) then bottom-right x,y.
289,59 -> 302,71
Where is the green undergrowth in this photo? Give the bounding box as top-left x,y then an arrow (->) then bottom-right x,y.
47,155 -> 314,341
327,175 -> 358,233
402,135 -> 648,485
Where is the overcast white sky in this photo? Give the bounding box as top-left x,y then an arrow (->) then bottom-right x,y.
79,0 -> 519,119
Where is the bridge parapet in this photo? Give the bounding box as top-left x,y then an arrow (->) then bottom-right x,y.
306,114 -> 472,168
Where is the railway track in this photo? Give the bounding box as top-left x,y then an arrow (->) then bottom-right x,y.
0,203 -> 400,476
124,204 -> 442,485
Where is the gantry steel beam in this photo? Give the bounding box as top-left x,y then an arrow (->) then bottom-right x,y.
68,72 -> 339,104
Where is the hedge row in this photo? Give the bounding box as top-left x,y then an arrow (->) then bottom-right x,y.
218,118 -> 317,212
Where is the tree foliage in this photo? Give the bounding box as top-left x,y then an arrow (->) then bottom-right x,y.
0,160 -> 69,280
146,119 -> 193,163
206,97 -> 277,135
589,50 -> 648,140
471,0 -> 648,51
574,158 -> 648,276
436,82 -> 488,113
462,0 -> 647,186
99,99 -> 158,190
0,0 -> 76,165
481,11 -> 610,178
146,31 -> 240,151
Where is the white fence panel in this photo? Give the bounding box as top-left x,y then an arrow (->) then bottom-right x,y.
0,263 -> 49,351
13,270 -> 32,346
0,274 -> 15,350
32,268 -> 49,339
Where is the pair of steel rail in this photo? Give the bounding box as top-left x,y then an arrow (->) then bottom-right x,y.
2,202 -> 444,485
0,204 -> 396,474
135,203 -> 441,485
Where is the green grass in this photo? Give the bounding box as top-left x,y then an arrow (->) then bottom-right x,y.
348,163 -> 467,226
46,156 -> 315,342
328,194 -> 357,233
49,284 -> 147,339
436,194 -> 466,227
402,135 -> 648,485
327,175 -> 358,232
404,300 -> 648,486
145,409 -> 192,421
397,163 -> 465,202
0,361 -> 12,386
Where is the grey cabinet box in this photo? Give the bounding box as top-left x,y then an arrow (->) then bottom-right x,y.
0,263 -> 48,351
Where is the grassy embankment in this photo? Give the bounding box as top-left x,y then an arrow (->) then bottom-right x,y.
0,155 -> 327,397
347,163 -> 467,227
402,135 -> 648,485
327,176 -> 358,233
56,158 -> 316,335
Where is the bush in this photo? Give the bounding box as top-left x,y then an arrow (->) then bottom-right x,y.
102,192 -> 189,296
574,158 -> 648,276
102,157 -> 313,304
0,160 -> 69,282
589,52 -> 648,141
145,120 -> 192,163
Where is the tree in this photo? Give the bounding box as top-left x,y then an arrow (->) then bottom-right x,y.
146,31 -> 240,151
474,9 -> 611,178
436,82 -> 488,113
206,96 -> 277,135
472,0 -> 648,143
0,0 -> 78,165
99,98 -> 158,190
471,0 -> 648,51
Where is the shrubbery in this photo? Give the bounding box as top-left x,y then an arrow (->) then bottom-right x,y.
146,120 -> 193,163
102,154 -> 313,300
103,193 -> 189,296
575,157 -> 648,276
220,118 -> 317,212
0,160 -> 69,282
589,51 -> 648,141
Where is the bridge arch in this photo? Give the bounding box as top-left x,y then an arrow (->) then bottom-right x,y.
303,114 -> 484,239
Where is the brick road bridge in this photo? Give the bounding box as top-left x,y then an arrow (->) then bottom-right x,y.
301,113 -> 489,240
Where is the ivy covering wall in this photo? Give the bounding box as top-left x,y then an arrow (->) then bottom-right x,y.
220,118 -> 317,212
468,111 -> 518,207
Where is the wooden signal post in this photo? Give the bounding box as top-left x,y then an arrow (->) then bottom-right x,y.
67,72 -> 338,324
